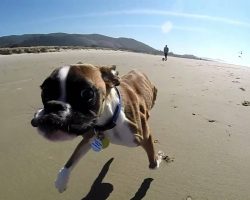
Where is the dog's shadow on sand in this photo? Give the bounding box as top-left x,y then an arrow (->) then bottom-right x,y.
81,158 -> 114,200
81,158 -> 153,200
130,178 -> 154,200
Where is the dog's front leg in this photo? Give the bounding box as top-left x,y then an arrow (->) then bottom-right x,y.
55,133 -> 93,193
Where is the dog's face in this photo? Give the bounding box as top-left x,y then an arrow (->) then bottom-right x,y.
31,64 -> 119,141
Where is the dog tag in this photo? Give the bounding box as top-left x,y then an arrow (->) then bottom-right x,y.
102,137 -> 110,149
91,138 -> 103,152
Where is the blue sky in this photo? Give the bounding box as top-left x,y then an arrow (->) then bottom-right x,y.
1,0 -> 249,66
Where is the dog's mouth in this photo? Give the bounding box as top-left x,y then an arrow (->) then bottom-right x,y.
31,108 -> 97,141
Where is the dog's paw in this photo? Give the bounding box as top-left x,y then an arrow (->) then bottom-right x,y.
55,167 -> 71,193
150,151 -> 174,169
149,151 -> 164,169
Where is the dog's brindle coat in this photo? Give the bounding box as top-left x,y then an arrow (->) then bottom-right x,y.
31,64 -> 159,192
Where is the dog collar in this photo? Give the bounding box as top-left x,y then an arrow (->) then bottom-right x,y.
94,87 -> 122,132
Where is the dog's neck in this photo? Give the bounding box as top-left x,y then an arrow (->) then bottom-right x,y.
96,88 -> 120,126
95,87 -> 121,128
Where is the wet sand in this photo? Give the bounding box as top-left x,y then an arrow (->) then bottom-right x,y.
1,49 -> 250,200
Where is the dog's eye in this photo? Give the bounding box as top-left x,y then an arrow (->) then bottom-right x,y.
80,89 -> 95,102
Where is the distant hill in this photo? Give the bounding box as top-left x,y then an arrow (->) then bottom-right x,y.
0,33 -> 161,55
0,33 -> 205,60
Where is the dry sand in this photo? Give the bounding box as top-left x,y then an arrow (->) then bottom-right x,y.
0,49 -> 250,200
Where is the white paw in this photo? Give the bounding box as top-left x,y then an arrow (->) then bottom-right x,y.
55,167 -> 71,193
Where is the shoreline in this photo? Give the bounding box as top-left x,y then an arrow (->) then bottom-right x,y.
1,47 -> 248,69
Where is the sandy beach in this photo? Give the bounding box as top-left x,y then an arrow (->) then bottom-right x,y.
0,49 -> 250,200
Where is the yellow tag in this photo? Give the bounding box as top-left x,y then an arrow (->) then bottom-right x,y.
102,137 -> 110,149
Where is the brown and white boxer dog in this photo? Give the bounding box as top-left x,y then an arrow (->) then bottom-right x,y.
31,64 -> 163,193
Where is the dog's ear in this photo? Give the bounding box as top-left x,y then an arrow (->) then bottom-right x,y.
99,65 -> 120,87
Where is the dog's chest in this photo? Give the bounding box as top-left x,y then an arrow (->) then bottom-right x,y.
103,111 -> 138,147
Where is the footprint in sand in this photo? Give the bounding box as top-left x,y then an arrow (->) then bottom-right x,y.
239,87 -> 246,91
157,151 -> 174,163
192,113 -> 217,123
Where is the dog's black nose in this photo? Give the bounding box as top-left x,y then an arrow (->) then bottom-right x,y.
44,100 -> 68,113
31,118 -> 38,127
